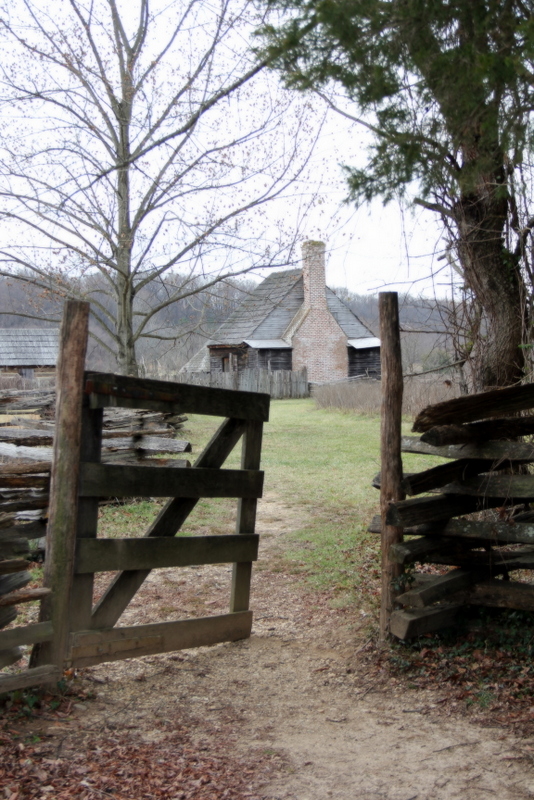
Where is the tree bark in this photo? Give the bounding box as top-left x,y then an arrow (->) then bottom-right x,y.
454,160 -> 525,390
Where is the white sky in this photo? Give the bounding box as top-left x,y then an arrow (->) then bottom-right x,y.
279,104 -> 453,299
0,0 -> 456,305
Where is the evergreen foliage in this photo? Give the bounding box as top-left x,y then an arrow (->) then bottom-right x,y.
259,0 -> 534,389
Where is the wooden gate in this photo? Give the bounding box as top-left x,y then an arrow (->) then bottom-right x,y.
0,300 -> 269,685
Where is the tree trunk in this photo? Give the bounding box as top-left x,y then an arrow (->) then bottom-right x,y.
454,154 -> 526,390
116,272 -> 137,377
114,56 -> 137,378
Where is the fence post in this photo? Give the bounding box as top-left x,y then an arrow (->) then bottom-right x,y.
378,292 -> 405,640
230,420 -> 263,612
31,300 -> 90,670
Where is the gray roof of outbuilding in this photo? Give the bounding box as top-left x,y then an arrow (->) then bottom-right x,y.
0,328 -> 59,367
209,271 -> 374,344
180,270 -> 376,372
209,269 -> 301,345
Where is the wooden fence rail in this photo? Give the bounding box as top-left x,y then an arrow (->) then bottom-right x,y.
374,292 -> 534,640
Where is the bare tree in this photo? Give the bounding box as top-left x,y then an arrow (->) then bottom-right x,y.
0,0 -> 322,374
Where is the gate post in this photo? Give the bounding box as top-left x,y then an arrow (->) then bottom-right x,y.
230,420 -> 263,612
31,301 -> 89,669
379,292 -> 404,640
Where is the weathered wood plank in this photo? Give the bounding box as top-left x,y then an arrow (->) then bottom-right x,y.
231,420 -> 264,613
0,540 -> 30,559
0,496 -> 49,514
0,521 -> 47,541
443,475 -> 534,500
90,417 -> 247,630
458,579 -> 534,611
389,604 -> 462,639
0,570 -> 31,597
385,494 -> 495,527
435,518 -> 534,546
0,621 -> 53,650
389,537 -> 450,565
68,406 -> 103,635
0,512 -> 16,529
85,372 -> 270,422
413,383 -> 534,432
0,559 -> 31,574
101,428 -> 174,439
0,475 -> 49,489
428,547 -> 534,571
0,429 -> 53,446
401,436 -> 534,462
0,665 -> 61,693
31,300 -> 89,671
402,459 -> 501,496
79,462 -> 264,499
76,534 -> 259,573
396,569 -> 480,608
0,462 -> 51,476
102,436 -> 191,454
0,587 -> 52,607
0,607 -> 17,628
0,647 -> 22,668
369,515 -> 534,548
379,292 -> 405,639
0,443 -> 53,462
420,416 -> 534,446
70,611 -> 253,668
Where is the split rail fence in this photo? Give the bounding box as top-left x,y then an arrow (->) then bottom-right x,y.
374,292 -> 534,639
1,301 -> 269,692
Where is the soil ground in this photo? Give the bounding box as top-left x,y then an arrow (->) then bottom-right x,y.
4,492 -> 534,799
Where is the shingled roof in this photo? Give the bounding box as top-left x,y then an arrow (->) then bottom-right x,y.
0,328 -> 59,367
209,269 -> 302,345
181,269 -> 375,372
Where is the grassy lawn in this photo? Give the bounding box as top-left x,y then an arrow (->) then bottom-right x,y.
258,400 -> 442,611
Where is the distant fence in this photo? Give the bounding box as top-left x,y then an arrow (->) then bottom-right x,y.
176,368 -> 309,399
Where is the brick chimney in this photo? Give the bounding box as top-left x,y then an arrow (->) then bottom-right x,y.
302,240 -> 327,309
292,238 -> 347,382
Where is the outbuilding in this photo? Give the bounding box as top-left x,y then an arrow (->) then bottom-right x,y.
181,241 -> 380,383
0,328 -> 59,379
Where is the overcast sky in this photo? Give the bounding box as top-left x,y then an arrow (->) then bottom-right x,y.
274,103 -> 453,300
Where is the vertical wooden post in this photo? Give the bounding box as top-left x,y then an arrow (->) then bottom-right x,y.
230,419 -> 263,612
68,406 -> 103,634
31,301 -> 90,669
379,292 -> 405,640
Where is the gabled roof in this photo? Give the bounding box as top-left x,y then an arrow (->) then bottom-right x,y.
209,269 -> 301,346
180,270 -> 377,372
0,328 -> 59,367
210,271 -> 374,344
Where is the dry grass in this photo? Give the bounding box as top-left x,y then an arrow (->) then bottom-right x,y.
312,376 -> 461,418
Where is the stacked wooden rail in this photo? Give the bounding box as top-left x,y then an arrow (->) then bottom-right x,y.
0,392 -> 192,522
0,478 -> 58,691
372,382 -> 534,640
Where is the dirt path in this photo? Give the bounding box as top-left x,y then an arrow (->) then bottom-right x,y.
6,494 -> 534,798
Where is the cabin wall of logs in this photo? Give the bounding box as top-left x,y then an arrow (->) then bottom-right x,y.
375,292 -> 534,640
